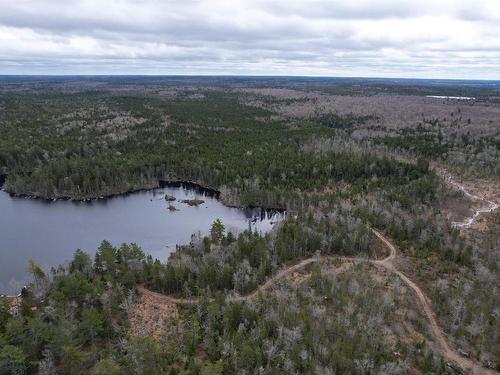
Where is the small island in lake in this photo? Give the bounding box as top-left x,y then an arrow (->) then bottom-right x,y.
180,198 -> 205,206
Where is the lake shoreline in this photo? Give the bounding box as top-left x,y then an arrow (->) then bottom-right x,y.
2,177 -> 286,212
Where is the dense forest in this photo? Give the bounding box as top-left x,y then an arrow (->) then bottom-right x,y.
0,77 -> 499,374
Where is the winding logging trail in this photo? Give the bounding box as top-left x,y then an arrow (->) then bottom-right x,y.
140,228 -> 494,374
140,175 -> 500,374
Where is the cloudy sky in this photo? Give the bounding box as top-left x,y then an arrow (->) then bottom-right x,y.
0,0 -> 499,79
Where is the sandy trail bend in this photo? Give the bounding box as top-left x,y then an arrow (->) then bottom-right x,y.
140,228 -> 494,374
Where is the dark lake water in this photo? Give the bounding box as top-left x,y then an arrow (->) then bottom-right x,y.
0,183 -> 284,294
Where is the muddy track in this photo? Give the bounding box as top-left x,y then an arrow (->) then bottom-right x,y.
442,173 -> 499,229
140,227 -> 494,374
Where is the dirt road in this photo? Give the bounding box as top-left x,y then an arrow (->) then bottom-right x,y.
140,228 -> 495,374
370,231 -> 494,374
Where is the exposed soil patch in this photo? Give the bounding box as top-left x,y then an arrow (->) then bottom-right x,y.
443,196 -> 475,223
288,270 -> 312,287
129,287 -> 179,340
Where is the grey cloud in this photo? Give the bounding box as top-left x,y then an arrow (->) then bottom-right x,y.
260,0 -> 426,20
0,0 -> 499,78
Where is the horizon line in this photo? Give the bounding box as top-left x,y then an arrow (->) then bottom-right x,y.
0,73 -> 499,83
